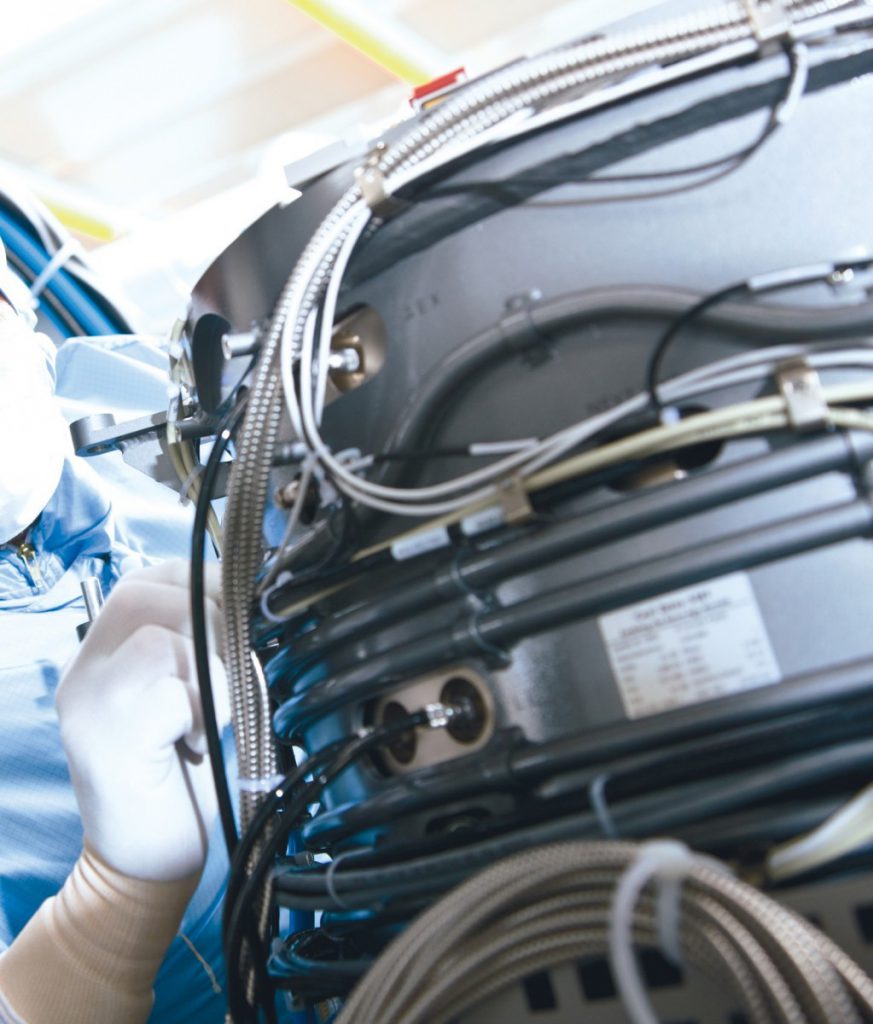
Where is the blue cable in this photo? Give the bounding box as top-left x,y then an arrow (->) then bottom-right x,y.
0,209 -> 122,336
1,262 -> 71,339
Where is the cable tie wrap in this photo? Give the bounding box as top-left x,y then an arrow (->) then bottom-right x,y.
325,850 -> 355,910
177,461 -> 203,506
28,238 -> 82,304
775,42 -> 809,126
609,840 -> 697,1024
589,773 -> 619,839
238,773 -> 285,794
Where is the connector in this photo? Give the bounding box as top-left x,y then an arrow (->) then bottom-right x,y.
422,702 -> 457,730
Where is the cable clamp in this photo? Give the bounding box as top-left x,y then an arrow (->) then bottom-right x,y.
498,289 -> 550,363
497,475 -> 533,526
743,0 -> 793,48
776,358 -> 829,433
466,606 -> 510,665
354,146 -> 409,218
28,237 -> 82,304
238,773 -> 285,794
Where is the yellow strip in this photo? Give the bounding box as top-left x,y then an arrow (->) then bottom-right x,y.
41,198 -> 118,243
286,0 -> 437,85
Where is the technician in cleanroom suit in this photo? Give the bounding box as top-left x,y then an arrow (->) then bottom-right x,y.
0,248 -> 228,1022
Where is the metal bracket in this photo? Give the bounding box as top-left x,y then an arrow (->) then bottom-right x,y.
744,0 -> 792,48
776,358 -> 829,433
69,410 -> 231,495
499,289 -> 553,366
497,475 -> 534,526
354,145 -> 410,218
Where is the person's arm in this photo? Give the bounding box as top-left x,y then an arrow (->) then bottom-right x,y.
0,560 -> 228,1024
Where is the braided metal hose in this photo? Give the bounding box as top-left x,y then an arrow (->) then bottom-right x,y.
335,841 -> 873,1024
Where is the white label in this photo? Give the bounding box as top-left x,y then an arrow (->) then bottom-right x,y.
460,505 -> 506,537
598,573 -> 781,720
391,526 -> 451,562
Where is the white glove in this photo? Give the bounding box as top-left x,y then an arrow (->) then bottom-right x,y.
56,559 -> 229,882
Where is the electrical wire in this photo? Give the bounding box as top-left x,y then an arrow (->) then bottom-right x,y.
225,0 -> 868,880
220,3 -> 873,1010
191,396 -> 248,860
418,40 -> 808,211
766,779 -> 873,881
224,708 -> 456,1022
263,373 -> 873,627
274,5 -> 861,521
280,225 -> 873,519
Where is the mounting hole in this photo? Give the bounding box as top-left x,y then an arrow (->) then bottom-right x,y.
439,677 -> 488,744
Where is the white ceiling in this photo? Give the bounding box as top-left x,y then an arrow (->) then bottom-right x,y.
0,0 -> 663,231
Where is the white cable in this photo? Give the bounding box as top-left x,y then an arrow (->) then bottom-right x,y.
28,237 -> 81,303
282,370 -> 873,520
313,208 -> 371,426
274,0 -> 872,517
262,454 -> 318,588
767,780 -> 873,881
609,840 -> 698,1024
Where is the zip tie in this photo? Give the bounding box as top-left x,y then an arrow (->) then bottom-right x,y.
28,238 -> 80,303
177,461 -> 203,505
259,571 -> 294,623
609,840 -> 697,1024
325,850 -> 355,910
589,773 -> 619,839
238,773 -> 285,794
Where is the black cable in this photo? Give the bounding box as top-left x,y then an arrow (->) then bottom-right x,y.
364,288 -> 873,496
417,43 -> 801,211
223,740 -> 347,1024
288,693 -> 873,854
646,281 -> 750,411
224,712 -> 433,1022
646,249 -> 873,412
191,395 -> 248,860
272,495 -> 873,739
286,429 -> 869,668
272,734 -> 873,914
223,739 -> 347,950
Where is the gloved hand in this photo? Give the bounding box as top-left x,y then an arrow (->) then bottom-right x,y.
56,559 -> 229,882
